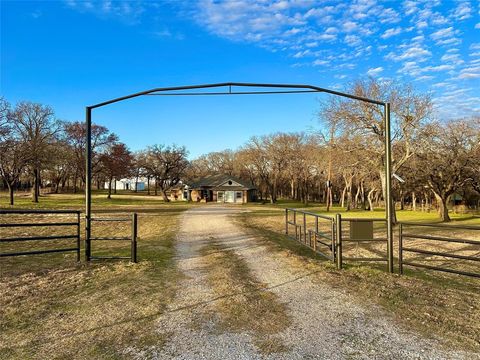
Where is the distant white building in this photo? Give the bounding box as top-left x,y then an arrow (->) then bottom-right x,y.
104,178 -> 146,191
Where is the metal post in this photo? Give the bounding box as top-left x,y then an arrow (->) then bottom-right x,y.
85,107 -> 92,261
303,213 -> 307,244
131,213 -> 137,263
331,219 -> 336,262
76,212 -> 81,262
335,213 -> 342,269
398,223 -> 403,274
384,102 -> 394,273
285,209 -> 288,235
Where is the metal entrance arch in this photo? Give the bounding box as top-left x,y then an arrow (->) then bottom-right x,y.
85,82 -> 394,272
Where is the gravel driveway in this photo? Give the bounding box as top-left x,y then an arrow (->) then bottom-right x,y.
146,206 -> 478,360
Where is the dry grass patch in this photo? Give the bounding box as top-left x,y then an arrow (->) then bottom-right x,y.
200,238 -> 291,355
238,209 -> 480,352
0,210 -> 184,359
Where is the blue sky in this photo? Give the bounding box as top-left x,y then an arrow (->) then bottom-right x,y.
1,0 -> 479,158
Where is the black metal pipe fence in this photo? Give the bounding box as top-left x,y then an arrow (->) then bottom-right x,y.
88,213 -> 137,262
337,216 -> 389,271
285,208 -> 336,262
285,209 -> 391,271
399,222 -> 480,278
0,210 -> 81,261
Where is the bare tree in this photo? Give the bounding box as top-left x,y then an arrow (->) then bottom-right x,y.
100,143 -> 134,199
8,102 -> 60,202
64,121 -> 118,192
415,119 -> 478,221
0,137 -> 28,205
144,145 -> 189,202
319,78 -> 433,221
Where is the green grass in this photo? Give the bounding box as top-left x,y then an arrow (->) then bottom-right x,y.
248,199 -> 479,224
0,197 -> 188,359
237,209 -> 480,351
0,190 -> 197,210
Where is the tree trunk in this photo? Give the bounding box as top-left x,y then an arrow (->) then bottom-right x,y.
367,189 -> 375,211
147,176 -> 150,195
107,178 -> 112,199
412,192 -> 416,211
326,186 -> 333,211
354,185 -> 361,209
73,173 -> 77,194
114,179 -> 117,194
379,170 -> 397,224
341,186 -> 346,208
160,187 -> 170,202
32,168 -> 39,203
7,182 -> 14,206
434,192 -> 450,222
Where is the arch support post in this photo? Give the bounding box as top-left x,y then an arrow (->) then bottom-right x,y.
384,102 -> 394,273
85,106 -> 92,261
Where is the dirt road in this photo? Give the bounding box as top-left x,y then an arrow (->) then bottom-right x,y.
145,206 -> 477,360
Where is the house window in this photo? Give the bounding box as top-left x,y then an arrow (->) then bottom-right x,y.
236,192 -> 242,199
217,191 -> 224,202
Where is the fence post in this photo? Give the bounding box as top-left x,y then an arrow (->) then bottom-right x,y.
76,212 -> 81,262
285,209 -> 288,235
398,223 -> 403,274
303,212 -> 307,244
331,219 -> 336,263
335,214 -> 342,269
131,213 -> 138,263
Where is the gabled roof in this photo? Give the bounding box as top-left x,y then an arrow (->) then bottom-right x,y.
190,174 -> 256,190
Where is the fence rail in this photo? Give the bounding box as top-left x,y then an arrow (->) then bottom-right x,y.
88,213 -> 137,262
285,208 -> 336,262
0,210 -> 81,261
338,216 -> 389,270
285,209 -> 392,271
399,222 -> 480,278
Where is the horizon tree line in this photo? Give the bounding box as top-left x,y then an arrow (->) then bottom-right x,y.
1,78 -> 479,221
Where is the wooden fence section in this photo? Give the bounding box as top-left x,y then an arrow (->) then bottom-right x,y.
0,209 -> 81,261
88,213 -> 137,262
399,222 -> 480,278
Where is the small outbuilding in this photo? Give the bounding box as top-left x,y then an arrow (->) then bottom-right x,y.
104,178 -> 145,191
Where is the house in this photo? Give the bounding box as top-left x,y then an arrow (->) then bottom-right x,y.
186,174 -> 257,204
104,178 -> 146,191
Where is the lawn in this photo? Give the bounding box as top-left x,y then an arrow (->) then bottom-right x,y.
0,193 -> 191,359
236,206 -> 480,351
1,193 -> 479,356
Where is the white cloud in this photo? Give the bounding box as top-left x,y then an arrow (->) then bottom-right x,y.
381,27 -> 402,39
452,1 -> 472,20
475,23 -> 480,29
367,67 -> 384,76
345,34 -> 361,46
65,0 -> 144,24
457,66 -> 480,79
387,46 -> 432,62
342,21 -> 358,32
313,59 -> 329,66
430,27 -> 456,41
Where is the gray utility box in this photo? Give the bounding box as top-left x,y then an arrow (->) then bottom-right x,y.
349,220 -> 374,241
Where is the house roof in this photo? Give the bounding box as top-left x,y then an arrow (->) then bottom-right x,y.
189,174 -> 256,190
